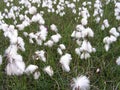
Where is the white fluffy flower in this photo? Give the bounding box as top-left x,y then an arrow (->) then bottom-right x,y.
57,48 -> 63,55
116,57 -> 120,65
118,26 -> 120,32
29,6 -> 37,15
6,55 -> 25,76
44,40 -> 54,47
71,75 -> 90,90
25,64 -> 38,75
75,48 -> 81,55
33,71 -> 40,80
43,66 -> 54,76
59,53 -> 72,72
59,44 -> 66,50
0,55 -> 2,65
16,24 -> 25,30
81,52 -> 90,59
103,19 -> 109,28
34,50 -> 46,62
50,24 -> 58,32
109,28 -> 119,38
23,32 -> 28,37
17,37 -> 25,51
81,18 -> 88,26
51,33 -> 61,43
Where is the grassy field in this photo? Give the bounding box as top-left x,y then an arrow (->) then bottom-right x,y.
0,0 -> 120,90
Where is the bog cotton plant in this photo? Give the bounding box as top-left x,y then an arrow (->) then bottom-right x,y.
103,27 -> 119,51
43,66 -> 54,76
0,55 -> 2,65
25,64 -> 38,75
59,53 -> 72,72
33,50 -> 46,62
116,56 -> 120,65
114,2 -> 120,20
93,0 -> 103,23
101,19 -> 110,30
71,24 -> 95,59
1,0 -> 120,89
71,75 -> 90,90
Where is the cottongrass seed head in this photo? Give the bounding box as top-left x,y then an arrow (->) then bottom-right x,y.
71,75 -> 90,90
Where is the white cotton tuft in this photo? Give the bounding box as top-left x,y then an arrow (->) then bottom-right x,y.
59,44 -> 66,50
43,66 -> 54,76
51,33 -> 61,43
0,55 -> 2,65
59,53 -> 72,72
80,52 -> 90,59
75,48 -> 81,56
71,31 -> 76,38
109,27 -> 119,38
76,40 -> 82,46
103,19 -> 109,28
17,37 -> 25,51
33,71 -> 40,80
71,75 -> 90,90
25,64 -> 38,75
34,50 -> 46,62
81,18 -> 88,26
23,32 -> 28,37
50,24 -> 58,32
44,40 -> 54,47
6,60 -> 25,76
57,48 -> 63,55
118,26 -> 120,32
16,24 -> 25,30
29,6 -> 37,15
116,57 -> 120,65
104,44 -> 110,52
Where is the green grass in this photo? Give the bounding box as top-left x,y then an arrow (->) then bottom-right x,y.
0,0 -> 120,90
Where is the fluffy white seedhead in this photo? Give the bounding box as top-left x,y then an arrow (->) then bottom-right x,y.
57,48 -> 63,55
81,18 -> 88,26
85,27 -> 94,38
25,64 -> 38,75
80,52 -> 90,59
16,24 -> 25,31
31,13 -> 45,24
33,71 -> 40,80
80,40 -> 94,53
59,44 -> 66,50
75,48 -> 81,55
103,19 -> 109,28
71,31 -> 76,38
109,28 -> 119,38
34,50 -> 46,62
60,53 -> 72,72
17,37 -> 25,51
44,40 -> 54,47
29,6 -> 37,15
116,57 -> 120,65
23,32 -> 28,37
0,55 -> 2,65
6,56 -> 25,76
71,75 -> 90,90
76,24 -> 85,31
43,66 -> 54,76
103,35 -> 116,45
76,40 -> 82,46
50,24 -> 58,32
51,33 -> 61,43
